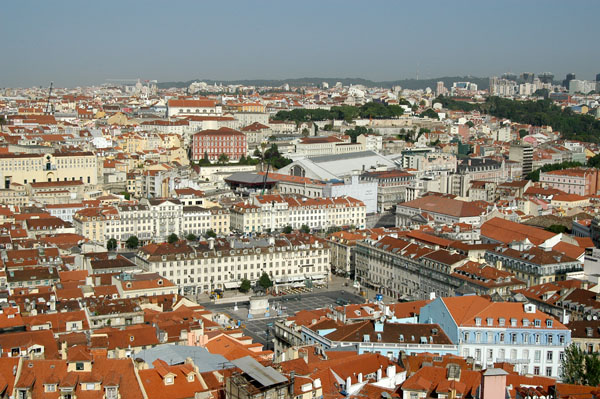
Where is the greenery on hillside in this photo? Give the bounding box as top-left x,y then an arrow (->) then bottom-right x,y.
435,96 -> 600,143
272,102 -> 404,124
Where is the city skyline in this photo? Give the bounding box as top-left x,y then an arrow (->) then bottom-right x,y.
2,0 -> 599,87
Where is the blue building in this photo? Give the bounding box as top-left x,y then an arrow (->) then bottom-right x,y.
419,296 -> 570,378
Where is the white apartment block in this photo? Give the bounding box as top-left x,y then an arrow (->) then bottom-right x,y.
230,195 -> 366,233
135,235 -> 330,295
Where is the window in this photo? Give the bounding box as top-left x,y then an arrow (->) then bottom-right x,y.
475,317 -> 481,326
499,318 -> 505,326
535,350 -> 541,362
548,334 -> 553,344
546,319 -> 553,328
76,362 -> 84,371
534,366 -> 540,375
487,349 -> 493,360
546,367 -> 553,377
534,319 -> 541,327
547,351 -> 553,361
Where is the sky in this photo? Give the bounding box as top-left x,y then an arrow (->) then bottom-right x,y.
2,0 -> 599,88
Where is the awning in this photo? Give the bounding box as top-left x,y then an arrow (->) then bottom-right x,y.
224,281 -> 241,289
289,275 -> 305,282
310,274 -> 327,280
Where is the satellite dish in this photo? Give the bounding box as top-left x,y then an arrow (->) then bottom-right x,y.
594,315 -> 598,320
587,315 -> 592,321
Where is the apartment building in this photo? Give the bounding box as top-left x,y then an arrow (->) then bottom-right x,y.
230,195 -> 366,233
167,98 -> 222,117
396,193 -> 486,227
73,207 -> 119,243
354,235 -> 468,300
509,144 -> 533,178
420,296 -> 570,378
539,168 -> 600,196
294,136 -> 364,157
191,127 -> 247,162
135,235 -> 330,295
0,151 -> 98,188
362,169 -> 415,212
484,244 -> 582,286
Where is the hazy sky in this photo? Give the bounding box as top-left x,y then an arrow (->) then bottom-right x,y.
2,0 -> 599,87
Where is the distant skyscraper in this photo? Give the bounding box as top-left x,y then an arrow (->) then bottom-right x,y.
520,72 -> 535,83
502,73 -> 517,81
436,81 -> 446,96
538,72 -> 554,84
563,73 -> 576,88
596,73 -> 600,82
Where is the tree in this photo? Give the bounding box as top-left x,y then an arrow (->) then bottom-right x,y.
205,229 -> 217,239
239,278 -> 251,293
258,272 -> 273,289
120,191 -> 131,200
561,344 -> 586,384
588,154 -> 600,168
466,121 -> 474,128
186,233 -> 197,241
282,225 -> 293,234
519,129 -> 528,138
301,128 -> 309,137
420,109 -> 439,120
300,224 -> 310,234
167,233 -> 179,244
106,238 -> 117,251
546,224 -> 568,234
586,354 -> 600,386
218,153 -> 229,165
125,235 -> 139,249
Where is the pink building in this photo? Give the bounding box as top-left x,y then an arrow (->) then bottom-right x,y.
539,168 -> 600,196
192,127 -> 247,162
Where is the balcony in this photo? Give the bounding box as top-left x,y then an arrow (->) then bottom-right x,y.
495,357 -> 530,365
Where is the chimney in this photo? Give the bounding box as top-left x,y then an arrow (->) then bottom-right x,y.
357,373 -> 363,383
376,367 -> 382,382
481,368 -> 508,399
208,238 -> 214,250
289,371 -> 295,396
346,376 -> 352,390
387,365 -> 396,379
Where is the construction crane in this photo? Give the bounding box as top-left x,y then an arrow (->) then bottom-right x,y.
45,82 -> 53,115
261,162 -> 271,195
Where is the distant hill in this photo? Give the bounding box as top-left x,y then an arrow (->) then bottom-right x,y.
157,76 -> 490,90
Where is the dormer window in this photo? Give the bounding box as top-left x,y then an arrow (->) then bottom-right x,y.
475,317 -> 481,326
534,319 -> 541,327
487,318 -> 493,326
44,384 -> 57,392
546,319 -> 553,328
187,374 -> 194,382
499,318 -> 505,326
523,318 -> 530,327
165,376 -> 174,385
76,362 -> 84,371
510,318 -> 517,327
